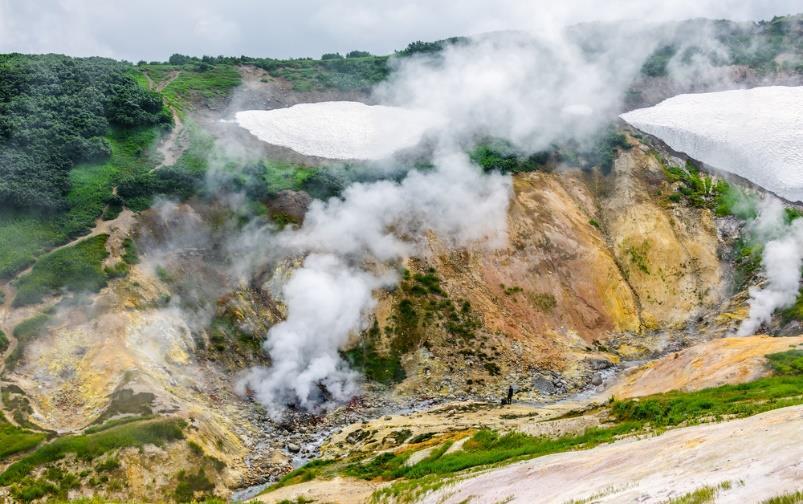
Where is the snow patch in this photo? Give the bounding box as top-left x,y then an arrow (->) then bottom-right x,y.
235,101 -> 445,160
620,86 -> 803,202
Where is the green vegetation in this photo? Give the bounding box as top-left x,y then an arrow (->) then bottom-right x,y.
762,490 -> 803,504
174,469 -> 215,502
345,321 -> 406,384
346,267 -> 484,384
625,240 -> 651,275
8,313 -> 51,371
396,38 -> 468,57
257,56 -> 388,92
13,234 -> 109,307
279,349 -> 803,500
561,127 -> 631,173
713,184 -> 757,219
0,418 -> 185,486
470,140 -> 550,174
225,159 -> 345,202
0,54 -> 169,211
641,45 -> 677,77
663,485 -> 718,504
639,16 -> 803,79
162,53 -> 386,92
11,466 -> 81,503
766,350 -> 803,375
0,414 -> 46,461
0,329 -> 7,353
658,157 -> 730,211
139,63 -> 240,111
0,212 -> 66,278
528,292 -> 557,312
611,350 -> 803,426
207,312 -> 262,354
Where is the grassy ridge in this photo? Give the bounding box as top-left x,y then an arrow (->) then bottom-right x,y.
12,234 -> 109,307
0,415 -> 46,461
0,213 -> 67,279
0,418 -> 185,486
139,64 -> 241,112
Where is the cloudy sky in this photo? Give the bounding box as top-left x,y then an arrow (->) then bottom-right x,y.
1,0 -> 800,61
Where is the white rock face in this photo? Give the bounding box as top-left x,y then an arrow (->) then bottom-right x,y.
235,101 -> 444,160
620,86 -> 803,202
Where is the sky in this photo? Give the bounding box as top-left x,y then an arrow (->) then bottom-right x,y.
0,0 -> 801,61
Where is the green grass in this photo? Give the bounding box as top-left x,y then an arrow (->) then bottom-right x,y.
610,360 -> 803,427
62,126 -> 161,235
0,212 -> 67,279
260,56 -> 389,92
13,234 -> 109,307
8,313 -> 51,371
346,423 -> 640,482
664,485 -> 718,504
142,64 -> 241,111
0,418 -> 185,485
173,468 -> 215,502
284,349 -> 803,498
0,124 -> 160,280
469,140 -> 550,174
0,414 -> 46,460
0,329 -> 8,353
762,490 -> 803,504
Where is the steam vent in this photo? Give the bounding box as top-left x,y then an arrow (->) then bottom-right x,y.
1,6 -> 802,504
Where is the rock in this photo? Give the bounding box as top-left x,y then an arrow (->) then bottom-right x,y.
586,358 -> 614,371
267,190 -> 312,223
591,373 -> 603,386
286,443 -> 300,453
532,375 -> 556,395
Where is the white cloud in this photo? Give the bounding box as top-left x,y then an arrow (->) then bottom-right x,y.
0,0 -> 799,61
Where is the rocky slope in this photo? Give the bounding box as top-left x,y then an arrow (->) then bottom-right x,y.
364,134 -> 731,402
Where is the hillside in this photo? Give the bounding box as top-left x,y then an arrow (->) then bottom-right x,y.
0,14 -> 802,504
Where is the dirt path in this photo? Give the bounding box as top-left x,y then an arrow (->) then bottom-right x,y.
421,405 -> 803,504
154,109 -> 186,170
155,70 -> 180,92
0,209 -> 136,379
151,70 -> 187,170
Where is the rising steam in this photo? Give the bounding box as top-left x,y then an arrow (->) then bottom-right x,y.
235,26 -> 669,416
737,197 -> 803,336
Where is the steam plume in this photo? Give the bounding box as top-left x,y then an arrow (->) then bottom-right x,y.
737,198 -> 803,336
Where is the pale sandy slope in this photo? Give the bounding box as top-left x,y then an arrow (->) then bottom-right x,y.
421,405 -> 803,504
606,335 -> 803,399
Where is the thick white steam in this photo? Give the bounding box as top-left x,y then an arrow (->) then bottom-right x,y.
737,198 -> 803,336
238,27 -> 679,415
375,30 -> 655,151
236,254 -> 392,411
238,152 -> 511,416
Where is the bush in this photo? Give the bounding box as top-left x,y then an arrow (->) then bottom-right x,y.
0,54 -> 168,211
